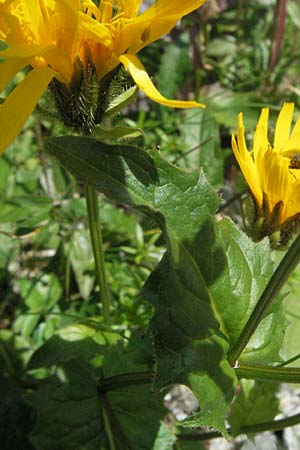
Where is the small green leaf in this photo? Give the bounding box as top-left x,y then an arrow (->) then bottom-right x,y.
94,125 -> 142,141
228,380 -> 279,436
104,85 -> 139,117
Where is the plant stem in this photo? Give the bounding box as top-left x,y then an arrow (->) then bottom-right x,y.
228,234 -> 300,366
268,0 -> 287,72
102,406 -> 117,450
98,371 -> 153,392
84,185 -> 110,323
235,362 -> 300,383
178,412 -> 300,441
99,390 -> 131,450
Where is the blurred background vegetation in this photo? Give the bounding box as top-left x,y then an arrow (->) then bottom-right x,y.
1,1 -> 300,449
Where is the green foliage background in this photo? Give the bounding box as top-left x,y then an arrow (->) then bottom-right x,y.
1,1 -> 300,449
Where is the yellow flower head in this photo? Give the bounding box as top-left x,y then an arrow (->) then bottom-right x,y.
0,0 -> 207,152
232,103 -> 300,245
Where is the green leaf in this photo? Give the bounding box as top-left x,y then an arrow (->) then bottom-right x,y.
45,136 -> 237,434
67,230 -> 95,300
215,218 -> 286,364
0,157 -> 10,195
152,423 -> 176,450
175,435 -> 205,450
29,331 -> 166,450
18,274 -> 62,313
228,380 -> 279,436
179,109 -> 224,187
94,125 -> 142,141
29,362 -> 107,450
0,376 -> 35,450
282,266 -> 300,365
29,323 -> 118,370
157,33 -> 190,99
0,196 -> 52,226
45,137 -> 286,433
104,85 -> 139,117
206,90 -> 261,129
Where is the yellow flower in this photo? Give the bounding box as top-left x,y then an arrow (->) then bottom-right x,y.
0,0 -> 207,154
232,103 -> 300,244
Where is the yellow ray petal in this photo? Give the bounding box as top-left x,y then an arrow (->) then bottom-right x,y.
291,110 -> 300,139
0,43 -> 54,59
286,180 -> 300,218
253,108 -> 269,193
0,66 -> 56,156
116,0 -> 142,18
232,115 -> 262,206
119,54 -> 204,109
253,107 -> 269,160
99,0 -> 114,22
0,59 -> 27,94
262,148 -> 289,212
78,12 -> 112,47
116,0 -> 207,55
274,102 -> 294,151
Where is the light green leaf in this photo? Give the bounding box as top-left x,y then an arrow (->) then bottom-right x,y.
215,218 -> 286,364
152,422 -> 176,450
68,229 -> 95,300
157,33 -> 190,99
104,85 -> 139,117
29,324 -> 119,370
179,108 -> 223,187
228,380 -> 279,436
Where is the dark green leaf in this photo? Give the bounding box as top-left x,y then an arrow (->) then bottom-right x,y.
46,136 -> 237,434
0,375 -> 36,450
29,363 -> 107,450
29,331 -> 166,450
